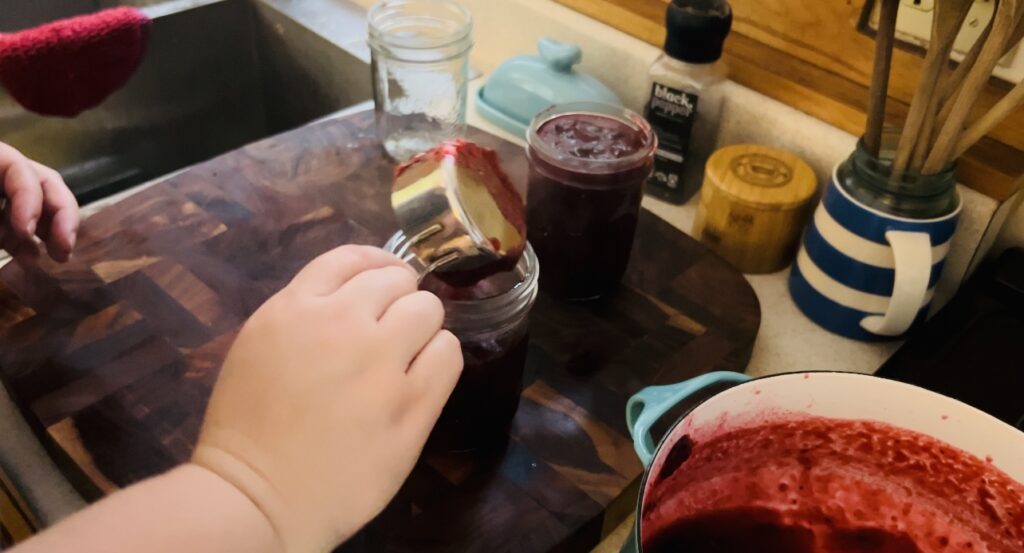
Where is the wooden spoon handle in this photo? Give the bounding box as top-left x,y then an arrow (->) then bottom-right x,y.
910,87 -> 942,171
935,13 -> 995,116
865,0 -> 901,156
893,0 -> 974,174
893,53 -> 949,173
937,6 -> 1024,126
924,0 -> 1021,174
1009,8 -> 1024,54
953,79 -> 1024,158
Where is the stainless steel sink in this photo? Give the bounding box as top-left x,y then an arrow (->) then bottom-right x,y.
0,0 -> 372,203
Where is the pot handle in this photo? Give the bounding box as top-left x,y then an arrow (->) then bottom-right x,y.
626,371 -> 752,467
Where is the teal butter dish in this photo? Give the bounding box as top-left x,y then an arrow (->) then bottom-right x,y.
477,37 -> 622,137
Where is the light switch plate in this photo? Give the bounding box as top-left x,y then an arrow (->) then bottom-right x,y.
868,0 -> 1023,83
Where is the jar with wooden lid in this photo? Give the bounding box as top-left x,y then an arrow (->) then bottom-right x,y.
692,144 -> 817,273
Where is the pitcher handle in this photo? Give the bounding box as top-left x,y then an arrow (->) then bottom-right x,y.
860,230 -> 932,336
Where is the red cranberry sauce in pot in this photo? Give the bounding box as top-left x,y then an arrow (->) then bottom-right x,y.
640,417 -> 1024,553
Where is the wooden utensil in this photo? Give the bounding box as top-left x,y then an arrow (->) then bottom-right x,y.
892,0 -> 974,174
1011,9 -> 1024,51
925,0 -> 1021,174
909,72 -> 947,171
934,7 -> 1024,135
935,14 -> 995,114
953,77 -> 1024,158
864,0 -> 901,157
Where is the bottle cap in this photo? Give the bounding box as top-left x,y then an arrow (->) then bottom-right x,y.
664,0 -> 733,64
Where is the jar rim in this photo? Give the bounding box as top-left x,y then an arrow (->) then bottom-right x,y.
368,0 -> 473,52
526,102 -> 657,175
842,130 -> 961,220
855,134 -> 956,178
384,231 -> 539,332
833,162 -> 962,223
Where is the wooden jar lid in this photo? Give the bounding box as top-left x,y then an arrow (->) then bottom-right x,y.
692,144 -> 818,274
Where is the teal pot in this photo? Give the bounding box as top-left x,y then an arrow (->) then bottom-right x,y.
621,371 -> 1024,552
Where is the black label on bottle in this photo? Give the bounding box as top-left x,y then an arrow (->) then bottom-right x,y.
644,82 -> 699,201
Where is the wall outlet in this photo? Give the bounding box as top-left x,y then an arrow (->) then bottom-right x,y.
902,0 -> 935,10
868,0 -> 1023,83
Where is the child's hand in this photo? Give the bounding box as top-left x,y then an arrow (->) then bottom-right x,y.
192,245 -> 463,553
0,142 -> 79,262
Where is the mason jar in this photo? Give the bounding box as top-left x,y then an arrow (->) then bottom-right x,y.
368,0 -> 473,162
385,232 -> 538,451
837,130 -> 958,219
526,102 -> 657,300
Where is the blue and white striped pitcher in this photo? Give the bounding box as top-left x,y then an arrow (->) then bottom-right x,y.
789,162 -> 960,341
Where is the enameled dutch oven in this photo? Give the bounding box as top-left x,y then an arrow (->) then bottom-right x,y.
619,371 -> 1024,552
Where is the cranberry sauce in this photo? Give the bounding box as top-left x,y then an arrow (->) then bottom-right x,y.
535,115 -> 647,161
419,268 -> 532,451
527,110 -> 655,300
641,417 -> 1024,553
428,331 -> 528,451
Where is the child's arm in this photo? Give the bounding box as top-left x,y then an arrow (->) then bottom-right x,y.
14,464 -> 279,553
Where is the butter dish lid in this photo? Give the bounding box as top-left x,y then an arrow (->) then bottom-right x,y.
704,144 -> 817,210
477,38 -> 622,137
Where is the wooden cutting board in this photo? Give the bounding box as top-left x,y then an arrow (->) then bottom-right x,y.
0,111 -> 760,552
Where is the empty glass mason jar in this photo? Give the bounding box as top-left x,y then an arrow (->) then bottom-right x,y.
368,0 -> 473,161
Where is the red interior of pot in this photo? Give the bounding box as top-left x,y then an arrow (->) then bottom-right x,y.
637,373 -> 1024,553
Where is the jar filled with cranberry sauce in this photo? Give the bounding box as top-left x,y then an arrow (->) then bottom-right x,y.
526,102 -> 657,300
385,232 -> 539,451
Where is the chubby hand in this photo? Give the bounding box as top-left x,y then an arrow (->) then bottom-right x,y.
192,245 -> 463,553
0,142 -> 79,262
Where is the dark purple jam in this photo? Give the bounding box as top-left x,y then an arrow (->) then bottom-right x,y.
420,271 -> 530,451
527,113 -> 654,300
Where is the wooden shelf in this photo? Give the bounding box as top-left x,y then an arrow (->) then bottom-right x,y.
556,0 -> 1024,202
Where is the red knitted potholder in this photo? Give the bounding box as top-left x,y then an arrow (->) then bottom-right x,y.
0,7 -> 150,117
